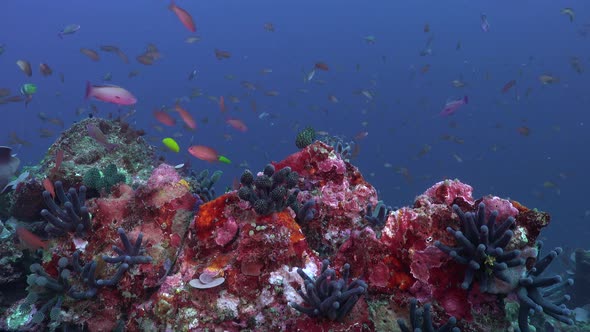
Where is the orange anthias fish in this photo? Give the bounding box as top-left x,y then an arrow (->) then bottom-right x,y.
501,79 -> 516,93
175,104 -> 197,129
219,96 -> 226,113
169,1 -> 196,32
188,145 -> 218,162
39,63 -> 53,76
517,126 -> 531,136
226,118 -> 248,132
214,49 -> 231,60
43,178 -> 55,198
264,22 -> 275,32
153,109 -> 176,126
315,62 -> 329,71
16,226 -> 48,250
51,149 -> 64,174
80,48 -> 100,61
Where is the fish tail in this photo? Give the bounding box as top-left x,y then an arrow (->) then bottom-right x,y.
463,96 -> 469,104
85,81 -> 92,99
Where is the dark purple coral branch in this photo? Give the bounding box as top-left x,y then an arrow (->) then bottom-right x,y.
289,259 -> 367,321
435,203 -> 524,292
516,244 -> 574,332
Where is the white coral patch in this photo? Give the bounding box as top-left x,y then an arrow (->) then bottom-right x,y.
216,291 -> 239,317
260,288 -> 274,307
268,261 -> 319,304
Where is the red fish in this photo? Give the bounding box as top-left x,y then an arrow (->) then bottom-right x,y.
80,48 -> 100,61
169,1 -> 196,32
501,79 -> 516,93
219,96 -> 226,113
440,96 -> 468,116
16,226 -> 48,250
43,178 -> 55,198
226,118 -> 248,132
175,104 -> 197,129
52,150 -> 64,174
153,109 -> 176,126
39,63 -> 53,76
517,126 -> 531,136
315,62 -> 329,71
188,145 -> 218,162
136,54 -> 155,65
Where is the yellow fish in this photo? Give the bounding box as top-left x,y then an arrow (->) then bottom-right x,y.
178,179 -> 190,189
162,137 -> 180,152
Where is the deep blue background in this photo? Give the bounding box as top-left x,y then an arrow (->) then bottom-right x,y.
1,1 -> 589,250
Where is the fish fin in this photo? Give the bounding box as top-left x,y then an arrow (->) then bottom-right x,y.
58,33 -> 63,39
463,96 -> 469,104
168,0 -> 175,10
85,81 -> 92,99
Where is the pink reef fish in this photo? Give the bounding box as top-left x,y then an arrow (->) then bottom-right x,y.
87,123 -> 118,151
85,81 -> 137,105
169,1 -> 196,32
440,96 -> 468,116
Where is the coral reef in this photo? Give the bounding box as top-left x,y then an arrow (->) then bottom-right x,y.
9,118 -> 154,221
0,124 -> 578,332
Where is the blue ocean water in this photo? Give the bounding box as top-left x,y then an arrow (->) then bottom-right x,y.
1,0 -> 589,253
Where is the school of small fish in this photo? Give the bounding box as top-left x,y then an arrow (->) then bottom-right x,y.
0,3 -> 585,201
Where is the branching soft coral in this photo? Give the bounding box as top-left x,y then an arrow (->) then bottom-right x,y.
237,164 -> 299,216
289,259 -> 367,321
435,203 -> 524,292
397,298 -> 460,332
102,227 -> 152,266
364,201 -> 392,229
516,243 -> 574,332
40,181 -> 91,237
